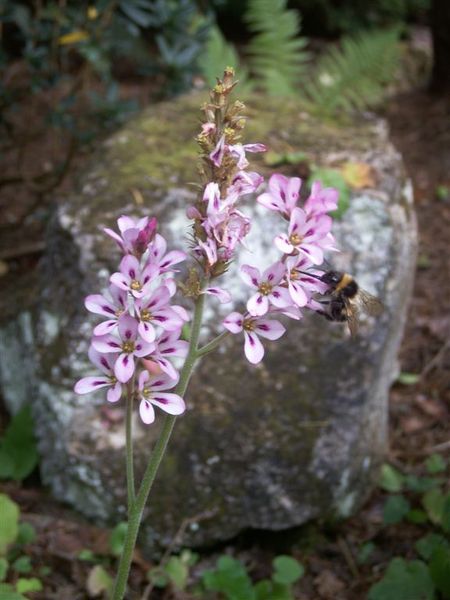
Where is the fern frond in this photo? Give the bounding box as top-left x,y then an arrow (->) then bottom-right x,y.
307,28 -> 401,113
245,0 -> 309,96
198,25 -> 252,93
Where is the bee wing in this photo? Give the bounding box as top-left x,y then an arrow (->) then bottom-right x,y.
343,300 -> 361,337
356,289 -> 384,317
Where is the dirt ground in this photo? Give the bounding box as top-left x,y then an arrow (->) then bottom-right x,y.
0,83 -> 449,598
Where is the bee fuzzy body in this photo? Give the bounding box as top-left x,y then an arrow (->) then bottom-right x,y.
319,270 -> 383,335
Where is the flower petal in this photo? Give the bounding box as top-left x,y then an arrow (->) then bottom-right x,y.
138,321 -> 156,343
247,293 -> 269,317
203,287 -> 232,304
88,346 -> 115,374
223,312 -> 244,333
299,243 -> 324,265
119,254 -> 140,280
118,314 -> 138,341
94,320 -> 118,336
263,261 -> 285,285
240,264 -> 260,288
92,335 -> 122,353
107,382 -> 122,403
288,280 -> 308,307
85,294 -> 116,317
153,357 -> 179,380
114,353 -> 135,383
269,286 -> 292,308
150,393 -> 185,415
134,339 -> 155,357
274,234 -> 294,254
243,331 -> 264,364
255,318 -> 286,340
74,376 -> 110,394
139,399 -> 155,424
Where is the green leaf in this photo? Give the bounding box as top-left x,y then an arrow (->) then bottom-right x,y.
422,488 -> 446,525
441,496 -> 450,533
0,406 -> 39,481
86,565 -> 113,597
16,523 -> 36,547
272,555 -> 304,585
383,495 -> 411,525
202,555 -> 255,600
180,549 -> 198,567
165,556 -> 188,590
0,495 -> 19,556
0,558 -> 8,582
415,533 -> 450,561
406,509 -> 429,524
147,567 -> 169,588
15,577 -> 43,593
12,556 -> 32,574
77,549 -> 96,562
436,185 -> 449,202
429,545 -> 450,597
357,542 -> 376,565
263,151 -> 308,167
426,454 -> 446,474
255,579 -> 293,600
0,583 -> 27,599
308,168 -> 350,219
379,464 -> 404,493
368,558 -> 435,600
396,372 -> 420,385
405,475 -> 439,493
109,522 -> 128,557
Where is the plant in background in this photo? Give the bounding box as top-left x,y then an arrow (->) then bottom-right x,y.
0,493 -> 45,599
74,68 -> 346,598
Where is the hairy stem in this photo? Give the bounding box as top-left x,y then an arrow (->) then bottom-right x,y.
197,330 -> 229,357
125,380 -> 136,513
111,292 -> 206,600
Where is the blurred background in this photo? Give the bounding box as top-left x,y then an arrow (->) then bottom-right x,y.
0,1 -> 449,598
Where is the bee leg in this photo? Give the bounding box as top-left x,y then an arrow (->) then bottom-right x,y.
316,309 -> 333,321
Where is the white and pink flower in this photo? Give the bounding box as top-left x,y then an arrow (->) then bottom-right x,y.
74,347 -> 123,403
137,371 -> 185,425
92,315 -> 155,383
257,174 -> 301,217
223,312 -> 286,364
241,262 -> 291,317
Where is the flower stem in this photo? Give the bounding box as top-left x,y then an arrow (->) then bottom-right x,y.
111,291 -> 206,600
197,330 -> 229,357
125,380 -> 135,513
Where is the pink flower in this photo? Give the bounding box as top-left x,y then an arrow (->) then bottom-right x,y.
137,371 -> 185,424
149,330 -> 189,380
229,171 -> 264,198
202,286 -> 231,303
196,238 -> 218,266
257,174 -> 301,217
274,207 -> 333,265
146,234 -> 186,274
110,255 -> 158,299
135,285 -> 185,343
92,315 -> 155,383
104,216 -> 157,256
85,285 -> 128,335
223,312 -> 285,364
304,181 -> 338,216
209,135 -> 226,167
285,255 -> 328,308
241,262 -> 291,316
229,143 -> 267,169
74,347 -> 122,403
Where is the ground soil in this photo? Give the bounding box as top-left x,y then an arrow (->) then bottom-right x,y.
0,79 -> 449,599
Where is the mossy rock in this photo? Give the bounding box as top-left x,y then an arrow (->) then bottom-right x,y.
0,91 -> 416,553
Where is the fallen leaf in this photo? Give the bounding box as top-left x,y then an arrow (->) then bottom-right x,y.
315,569 -> 345,598
341,162 -> 376,189
400,415 -> 432,434
414,395 -> 447,418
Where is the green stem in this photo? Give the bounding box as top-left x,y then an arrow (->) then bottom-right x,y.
111,292 -> 206,600
125,380 -> 135,513
197,330 -> 229,357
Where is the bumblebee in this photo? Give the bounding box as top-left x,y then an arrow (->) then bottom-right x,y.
319,270 -> 383,336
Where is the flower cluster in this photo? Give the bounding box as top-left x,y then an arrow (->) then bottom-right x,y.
75,216 -> 190,425
223,174 -> 339,364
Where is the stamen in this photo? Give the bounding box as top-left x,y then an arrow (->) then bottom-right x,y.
140,309 -> 153,322
258,282 -> 272,296
130,280 -> 142,291
243,318 -> 256,332
122,341 -> 135,353
289,233 -> 302,246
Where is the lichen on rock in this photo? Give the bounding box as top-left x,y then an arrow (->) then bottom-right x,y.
0,91 -> 417,553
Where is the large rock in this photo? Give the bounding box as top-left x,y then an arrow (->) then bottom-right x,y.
0,93 -> 416,552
